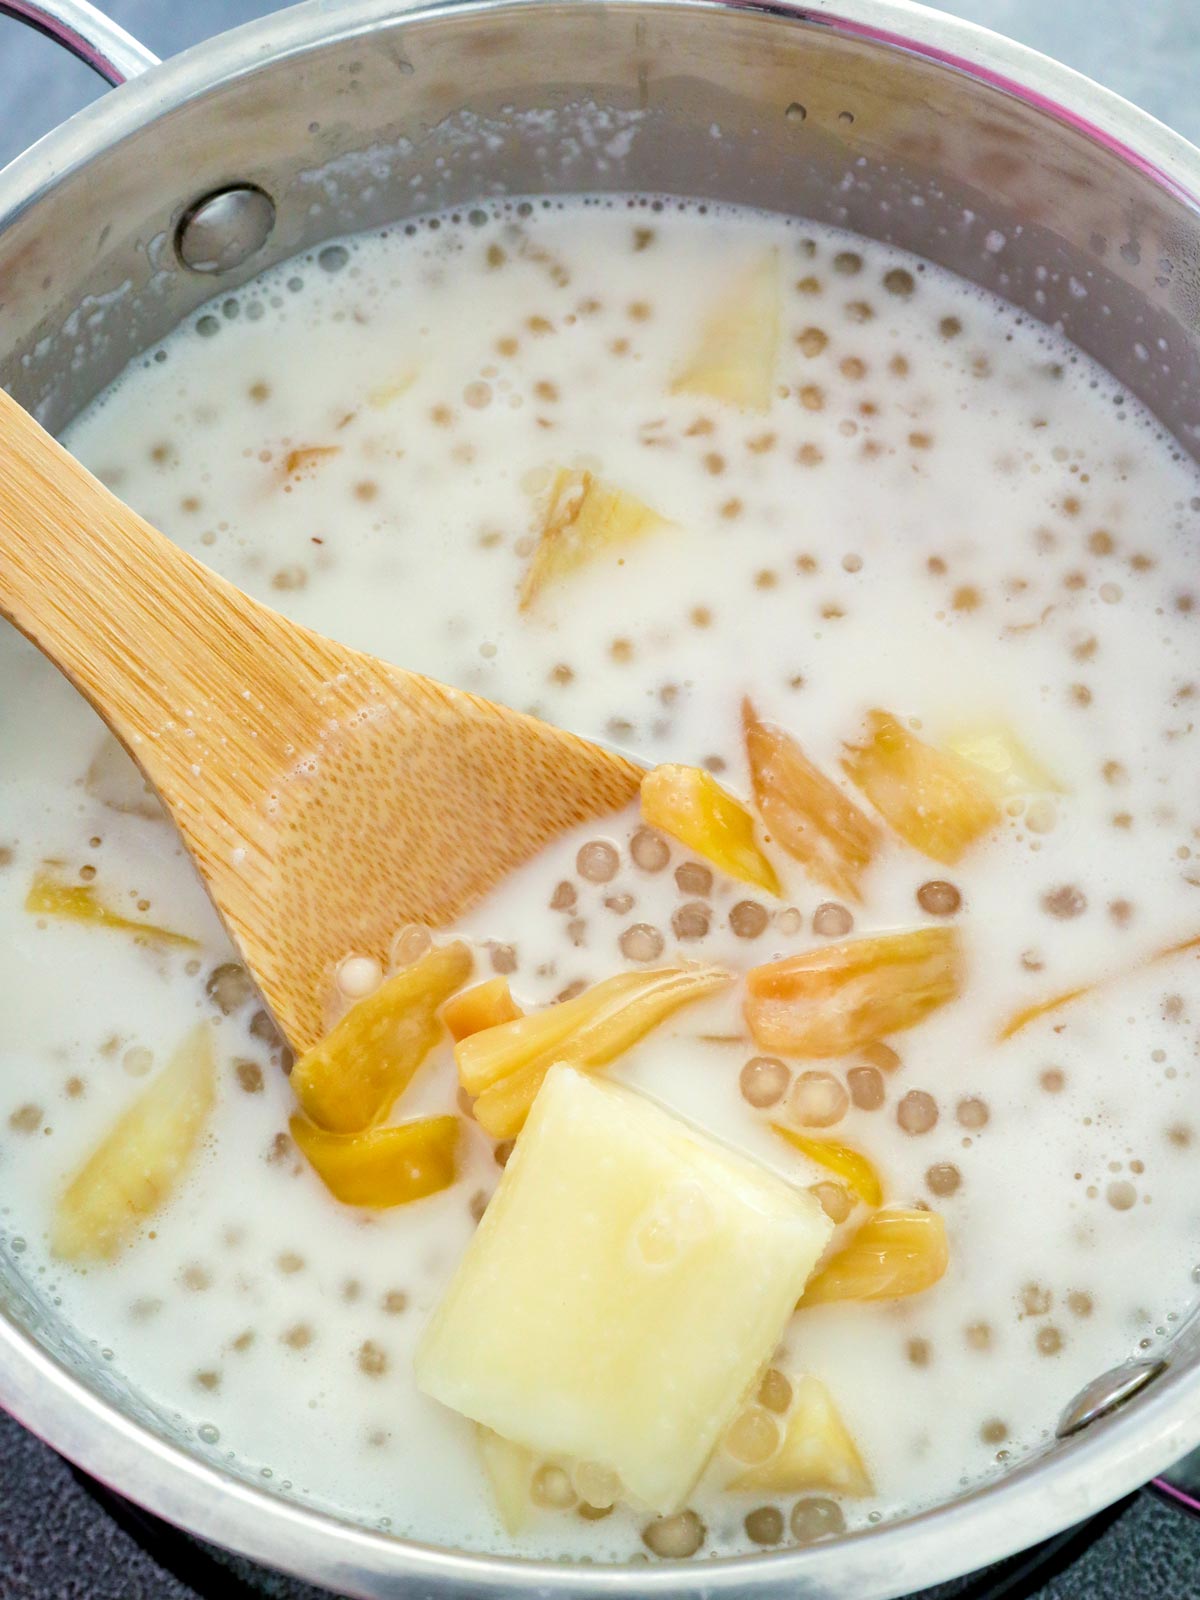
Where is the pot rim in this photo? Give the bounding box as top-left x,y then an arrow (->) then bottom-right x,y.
2,1 -> 1200,1594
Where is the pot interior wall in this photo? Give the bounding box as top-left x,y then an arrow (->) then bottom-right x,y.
2,0 -> 1200,1556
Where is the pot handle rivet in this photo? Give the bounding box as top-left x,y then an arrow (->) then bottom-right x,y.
176,186 -> 276,275
1056,1358 -> 1168,1439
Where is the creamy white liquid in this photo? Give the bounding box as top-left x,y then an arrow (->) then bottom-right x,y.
1,197 -> 1198,1560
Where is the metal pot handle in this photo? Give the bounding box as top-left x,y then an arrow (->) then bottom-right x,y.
0,0 -> 158,85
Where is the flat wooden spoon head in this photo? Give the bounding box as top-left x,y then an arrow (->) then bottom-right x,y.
0,386 -> 642,1049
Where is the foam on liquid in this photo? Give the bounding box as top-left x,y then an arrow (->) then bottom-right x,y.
0,197 -> 1198,1558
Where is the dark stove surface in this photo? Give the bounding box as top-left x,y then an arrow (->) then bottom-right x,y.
3,1408 -> 1199,1600
3,2 -> 1200,1597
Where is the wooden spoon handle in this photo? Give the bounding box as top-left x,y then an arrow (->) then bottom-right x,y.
0,386 -> 330,792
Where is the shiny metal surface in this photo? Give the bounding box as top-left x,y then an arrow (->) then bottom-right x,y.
174,185 -> 277,272
0,0 -> 158,85
1057,1360 -> 1171,1440
1,0 -> 1199,1595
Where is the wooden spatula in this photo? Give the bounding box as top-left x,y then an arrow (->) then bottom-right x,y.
0,387 -> 642,1051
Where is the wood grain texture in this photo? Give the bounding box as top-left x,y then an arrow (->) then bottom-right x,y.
0,386 -> 642,1049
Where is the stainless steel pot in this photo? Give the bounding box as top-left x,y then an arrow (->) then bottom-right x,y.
1,0 -> 1198,1594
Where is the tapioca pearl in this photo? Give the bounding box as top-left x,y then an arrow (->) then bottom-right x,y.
746,431 -> 777,454
604,892 -> 635,916
271,564 -> 308,592
643,1509 -> 705,1559
1066,1290 -> 1093,1319
630,827 -> 670,871
758,1368 -> 792,1413
619,923 -> 664,962
7,1104 -> 42,1134
194,1369 -> 221,1392
576,840 -> 619,883
812,901 -> 853,937
799,384 -> 825,411
917,880 -> 961,916
390,924 -> 432,967
926,1163 -> 961,1197
357,1340 -> 388,1377
122,1046 -> 153,1079
1036,1326 -> 1064,1356
353,480 -> 379,503
609,636 -> 635,663
788,1071 -> 849,1128
980,1418 -> 1008,1445
730,900 -> 769,939
206,961 -> 254,1014
1068,683 -> 1093,708
248,380 -> 271,403
740,1056 -> 790,1108
181,1264 -> 212,1292
847,1066 -> 885,1111
1019,1283 -> 1052,1317
1039,1067 -> 1066,1094
909,431 -> 934,451
1107,1179 -> 1137,1211
775,906 -> 804,934
811,1181 -> 853,1223
632,226 -> 656,250
859,1041 -> 900,1074
229,1329 -> 255,1353
565,918 -> 587,947
672,902 -> 711,940
1129,550 -> 1155,572
797,327 -> 828,357
956,1096 -> 989,1131
790,1499 -> 844,1543
1088,529 -> 1116,555
1020,948 -> 1045,972
796,442 -> 824,467
337,954 -> 382,999
883,267 -> 916,298
488,942 -> 518,975
833,251 -> 862,276
724,1405 -> 780,1464
906,1337 -> 932,1368
64,1077 -> 85,1100
965,1321 -> 993,1351
845,300 -> 875,324
281,1323 -> 314,1350
1042,884 -> 1086,918
898,1091 -> 938,1135
839,356 -> 867,382
675,861 -> 713,895
276,1251 -> 305,1275
745,1506 -> 784,1545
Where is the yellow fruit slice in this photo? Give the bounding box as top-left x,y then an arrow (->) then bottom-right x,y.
443,977 -> 523,1043
26,871 -> 197,948
945,723 -> 1061,800
476,1425 -> 537,1535
281,444 -> 340,482
997,929 -> 1200,1041
744,928 -> 964,1058
770,1126 -> 883,1206
289,1114 -> 459,1207
415,1067 -> 832,1516
52,1023 -> 216,1262
798,1207 -> 948,1307
842,711 -> 1000,865
731,1376 -> 873,1495
641,764 -> 781,895
460,965 -> 732,1140
291,941 -> 473,1133
743,700 -> 879,902
519,468 -> 671,610
671,251 -> 780,411
366,369 -> 418,408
